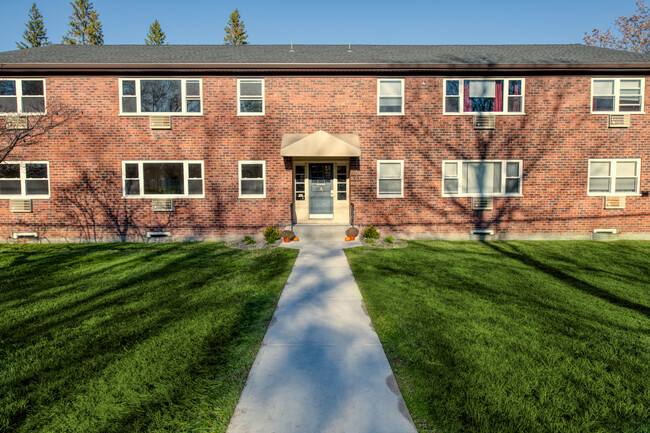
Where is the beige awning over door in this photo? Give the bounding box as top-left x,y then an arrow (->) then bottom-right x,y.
281,130 -> 361,157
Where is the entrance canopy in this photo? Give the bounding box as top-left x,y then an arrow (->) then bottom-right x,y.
281,130 -> 361,157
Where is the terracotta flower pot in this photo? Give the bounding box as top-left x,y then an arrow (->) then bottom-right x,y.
350,236 -> 355,241
284,237 -> 291,242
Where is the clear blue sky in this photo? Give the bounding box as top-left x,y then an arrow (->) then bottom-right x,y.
0,0 -> 640,52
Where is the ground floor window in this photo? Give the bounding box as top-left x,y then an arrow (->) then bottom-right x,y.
239,161 -> 266,198
377,160 -> 404,198
0,161 -> 49,198
443,160 -> 522,197
122,161 -> 204,198
588,159 -> 640,195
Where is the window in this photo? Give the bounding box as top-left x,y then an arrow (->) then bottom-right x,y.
237,79 -> 264,115
239,161 -> 265,198
377,79 -> 404,115
122,161 -> 204,197
588,159 -> 640,196
0,79 -> 46,114
444,79 -> 524,114
119,79 -> 202,115
592,78 -> 644,113
377,160 -> 404,198
443,160 -> 522,196
0,161 -> 49,198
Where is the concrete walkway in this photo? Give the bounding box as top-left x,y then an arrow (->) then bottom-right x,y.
227,240 -> 417,433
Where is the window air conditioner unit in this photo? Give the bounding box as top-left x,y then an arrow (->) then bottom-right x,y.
150,116 -> 171,130
10,199 -> 32,213
604,196 -> 625,209
152,198 -> 173,212
472,197 -> 493,210
5,116 -> 28,130
474,115 -> 495,130
608,114 -> 630,128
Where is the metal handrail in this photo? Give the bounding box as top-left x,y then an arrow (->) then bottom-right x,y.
290,203 -> 296,230
350,203 -> 355,227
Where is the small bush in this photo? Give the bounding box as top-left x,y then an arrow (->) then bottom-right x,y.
279,230 -> 294,239
346,227 -> 359,237
362,225 -> 380,240
244,235 -> 256,245
263,226 -> 280,244
384,235 -> 394,244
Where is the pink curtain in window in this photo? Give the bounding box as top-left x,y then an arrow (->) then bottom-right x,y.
494,80 -> 503,112
463,81 -> 471,112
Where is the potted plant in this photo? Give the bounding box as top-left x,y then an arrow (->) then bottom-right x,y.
345,226 -> 359,241
280,230 -> 294,242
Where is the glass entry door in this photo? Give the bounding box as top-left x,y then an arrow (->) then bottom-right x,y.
309,163 -> 333,217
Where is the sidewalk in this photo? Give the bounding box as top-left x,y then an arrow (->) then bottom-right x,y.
226,241 -> 417,433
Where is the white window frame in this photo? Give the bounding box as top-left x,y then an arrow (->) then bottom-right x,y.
0,161 -> 50,199
237,78 -> 265,116
118,78 -> 203,116
0,78 -> 47,116
377,78 -> 405,116
443,78 -> 526,115
239,160 -> 266,198
587,158 -> 641,196
442,160 -> 523,197
376,160 -> 404,198
121,160 -> 205,198
590,78 -> 645,114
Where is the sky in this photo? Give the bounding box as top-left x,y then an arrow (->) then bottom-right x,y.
0,0 -> 641,52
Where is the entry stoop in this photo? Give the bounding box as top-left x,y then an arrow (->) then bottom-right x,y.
290,224 -> 351,241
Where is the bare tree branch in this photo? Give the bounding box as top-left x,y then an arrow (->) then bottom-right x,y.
584,0 -> 650,53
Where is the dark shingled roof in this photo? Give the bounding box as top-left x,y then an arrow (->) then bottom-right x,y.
1,44 -> 650,68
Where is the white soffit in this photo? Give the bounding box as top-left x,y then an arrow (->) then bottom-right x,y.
281,130 -> 361,157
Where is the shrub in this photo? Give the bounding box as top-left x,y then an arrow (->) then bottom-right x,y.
279,230 -> 294,239
263,226 -> 280,244
346,227 -> 359,237
384,235 -> 394,244
244,235 -> 256,245
362,225 -> 380,240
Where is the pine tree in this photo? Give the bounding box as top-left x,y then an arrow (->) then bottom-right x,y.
224,9 -> 248,45
16,3 -> 50,49
62,0 -> 104,45
145,20 -> 167,45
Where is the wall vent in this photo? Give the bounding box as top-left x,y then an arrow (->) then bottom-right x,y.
593,228 -> 617,234
11,232 -> 38,239
472,197 -> 494,210
474,115 -> 495,130
152,198 -> 173,212
10,199 -> 32,213
5,116 -> 28,130
471,229 -> 495,236
150,116 -> 171,130
609,114 -> 630,128
604,196 -> 625,209
146,231 -> 171,238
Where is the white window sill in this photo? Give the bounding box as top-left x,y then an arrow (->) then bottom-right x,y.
118,112 -> 204,117
377,112 -> 405,116
238,195 -> 266,199
0,112 -> 47,117
587,193 -> 641,197
377,194 -> 404,198
442,194 -> 524,198
442,112 -> 526,116
1,195 -> 50,199
237,112 -> 265,117
590,111 -> 645,115
122,195 -> 205,199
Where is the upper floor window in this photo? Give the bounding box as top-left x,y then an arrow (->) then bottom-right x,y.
377,160 -> 404,198
237,79 -> 264,115
377,79 -> 404,115
592,78 -> 644,114
0,79 -> 46,114
444,79 -> 524,114
119,79 -> 202,115
443,160 -> 522,197
588,159 -> 640,196
0,161 -> 49,198
122,161 -> 204,197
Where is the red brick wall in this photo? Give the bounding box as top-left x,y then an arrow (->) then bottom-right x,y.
1,74 -> 649,241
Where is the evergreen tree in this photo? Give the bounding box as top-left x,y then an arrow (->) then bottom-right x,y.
62,0 -> 104,45
145,20 -> 167,45
16,3 -> 50,49
224,9 -> 248,45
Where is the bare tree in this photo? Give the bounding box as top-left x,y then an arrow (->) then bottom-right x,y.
584,0 -> 650,53
0,100 -> 80,163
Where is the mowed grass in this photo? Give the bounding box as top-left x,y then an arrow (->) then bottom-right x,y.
345,241 -> 650,433
0,242 -> 298,433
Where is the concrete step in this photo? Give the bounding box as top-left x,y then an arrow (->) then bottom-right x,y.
289,224 -> 355,241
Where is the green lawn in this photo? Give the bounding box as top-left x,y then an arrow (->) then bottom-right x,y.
345,241 -> 650,433
0,242 -> 298,433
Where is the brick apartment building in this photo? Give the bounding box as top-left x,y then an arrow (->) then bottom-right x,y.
0,44 -> 648,241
